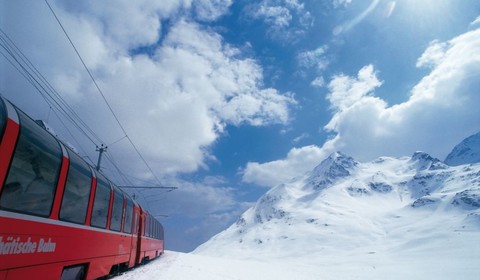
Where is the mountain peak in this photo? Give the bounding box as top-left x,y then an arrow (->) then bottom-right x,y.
307,152 -> 358,191
409,151 -> 446,171
445,132 -> 480,166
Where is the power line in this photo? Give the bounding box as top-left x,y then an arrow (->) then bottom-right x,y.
119,186 -> 178,190
44,0 -> 164,187
0,29 -> 103,146
43,0 -> 122,133
103,151 -> 133,185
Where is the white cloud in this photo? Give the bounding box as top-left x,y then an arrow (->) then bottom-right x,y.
256,5 -> 293,28
325,30 -> 480,159
57,0 -> 189,51
242,145 -> 328,187
193,0 -> 233,21
293,132 -> 309,143
247,0 -> 313,40
243,28 -> 480,187
298,46 -> 329,71
415,40 -> 449,68
333,0 -> 353,8
298,46 -> 330,86
145,178 -> 238,218
0,1 -> 296,179
325,64 -> 382,112
93,20 -> 297,175
470,15 -> 480,26
310,76 -> 325,87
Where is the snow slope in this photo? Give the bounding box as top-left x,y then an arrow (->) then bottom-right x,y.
445,131 -> 480,166
116,150 -> 480,280
115,246 -> 479,280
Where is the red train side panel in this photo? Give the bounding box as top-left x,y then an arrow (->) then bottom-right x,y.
0,211 -> 134,279
0,97 -> 165,279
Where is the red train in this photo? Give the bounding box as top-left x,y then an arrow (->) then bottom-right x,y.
0,96 -> 164,279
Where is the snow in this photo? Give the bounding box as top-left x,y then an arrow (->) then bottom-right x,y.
115,234 -> 479,280
114,138 -> 480,280
445,131 -> 480,166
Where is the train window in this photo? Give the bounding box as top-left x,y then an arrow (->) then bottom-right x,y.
154,221 -> 157,238
151,218 -> 154,237
143,215 -> 148,237
59,150 -> 92,224
110,189 -> 123,232
145,216 -> 148,237
123,199 -> 133,234
152,220 -> 155,238
147,216 -> 151,237
0,99 -> 6,138
149,217 -> 153,237
151,218 -> 155,238
90,176 -> 111,228
150,218 -> 153,237
133,212 -> 139,234
0,110 -> 62,217
142,215 -> 146,236
159,223 -> 164,240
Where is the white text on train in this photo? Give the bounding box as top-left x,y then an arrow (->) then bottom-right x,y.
0,236 -> 56,255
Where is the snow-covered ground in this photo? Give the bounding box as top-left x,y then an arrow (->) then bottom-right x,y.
116,237 -> 479,280
115,134 -> 480,280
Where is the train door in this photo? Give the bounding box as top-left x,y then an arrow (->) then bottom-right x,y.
133,206 -> 142,265
135,210 -> 146,265
124,200 -> 136,268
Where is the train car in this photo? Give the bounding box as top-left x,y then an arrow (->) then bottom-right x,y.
0,96 -> 164,280
136,208 -> 164,265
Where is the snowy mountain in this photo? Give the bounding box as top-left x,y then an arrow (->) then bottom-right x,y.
117,149 -> 480,280
194,151 -> 480,269
445,131 -> 480,166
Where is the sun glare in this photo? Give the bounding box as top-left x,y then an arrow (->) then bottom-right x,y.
401,0 -> 452,21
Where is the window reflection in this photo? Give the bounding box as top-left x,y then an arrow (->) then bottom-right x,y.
0,109 -> 61,217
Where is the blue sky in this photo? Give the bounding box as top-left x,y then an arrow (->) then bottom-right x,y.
1,0 -> 479,252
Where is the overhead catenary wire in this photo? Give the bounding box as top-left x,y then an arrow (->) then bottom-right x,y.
0,31 -> 102,168
44,0 -> 164,187
48,104 -> 97,166
0,29 -> 103,147
1,24 -> 160,188
0,3 -> 166,189
103,152 -> 134,186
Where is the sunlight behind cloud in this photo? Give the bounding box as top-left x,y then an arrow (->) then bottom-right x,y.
398,0 -> 455,30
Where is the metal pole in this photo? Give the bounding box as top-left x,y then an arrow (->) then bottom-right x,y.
96,144 -> 107,171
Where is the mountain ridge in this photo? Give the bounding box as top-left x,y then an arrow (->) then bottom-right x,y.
195,148 -> 480,260
445,131 -> 480,166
